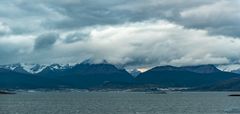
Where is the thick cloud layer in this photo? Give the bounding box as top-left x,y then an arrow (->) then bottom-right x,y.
1,0 -> 239,36
180,0 -> 240,37
0,0 -> 240,69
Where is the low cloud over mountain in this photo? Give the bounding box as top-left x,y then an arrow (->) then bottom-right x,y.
0,0 -> 240,69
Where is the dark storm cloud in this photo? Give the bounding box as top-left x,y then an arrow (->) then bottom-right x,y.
40,0 -> 136,29
41,0 -> 213,30
34,33 -> 59,50
179,0 -> 240,37
55,0 -> 240,37
0,0 -> 239,37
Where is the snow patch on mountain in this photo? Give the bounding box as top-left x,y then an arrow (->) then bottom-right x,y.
0,64 -> 17,70
0,62 -> 108,74
217,64 -> 240,74
21,64 -> 47,74
0,63 -> 75,74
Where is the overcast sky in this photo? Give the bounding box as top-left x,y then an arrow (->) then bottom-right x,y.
0,0 -> 240,68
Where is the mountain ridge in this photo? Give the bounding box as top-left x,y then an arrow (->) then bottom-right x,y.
136,64 -> 239,88
1,63 -> 240,90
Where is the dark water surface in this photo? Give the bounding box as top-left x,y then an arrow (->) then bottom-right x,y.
1,91 -> 240,114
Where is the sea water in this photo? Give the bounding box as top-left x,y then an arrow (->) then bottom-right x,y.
0,91 -> 240,114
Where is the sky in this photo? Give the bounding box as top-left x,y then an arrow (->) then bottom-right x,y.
0,0 -> 240,69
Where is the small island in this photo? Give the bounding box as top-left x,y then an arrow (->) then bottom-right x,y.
229,94 -> 240,97
0,91 -> 15,95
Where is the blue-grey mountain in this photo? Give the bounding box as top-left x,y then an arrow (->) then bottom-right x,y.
1,63 -> 240,90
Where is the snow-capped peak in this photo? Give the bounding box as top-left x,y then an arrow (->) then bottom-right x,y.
0,63 -> 21,71
48,64 -> 73,71
216,64 -> 240,74
0,63 -> 74,74
20,63 -> 47,74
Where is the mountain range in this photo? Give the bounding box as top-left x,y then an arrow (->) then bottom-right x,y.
1,62 -> 240,91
